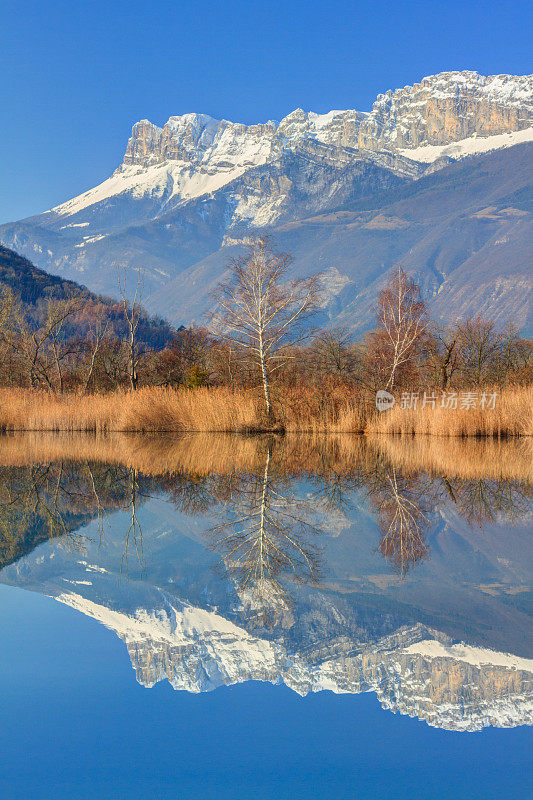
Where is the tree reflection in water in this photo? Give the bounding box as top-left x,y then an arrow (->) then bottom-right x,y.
371,467 -> 430,575
119,467 -> 147,577
207,441 -> 321,628
0,436 -> 531,621
0,461 -> 155,572
443,476 -> 531,528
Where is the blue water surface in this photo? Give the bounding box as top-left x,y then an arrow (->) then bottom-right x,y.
0,583 -> 531,800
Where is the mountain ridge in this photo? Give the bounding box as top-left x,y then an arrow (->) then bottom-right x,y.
1,69 -> 531,332
118,70 -> 533,170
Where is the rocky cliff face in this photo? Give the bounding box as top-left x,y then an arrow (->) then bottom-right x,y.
123,114 -> 278,173
55,590 -> 533,732
358,71 -> 533,152
121,72 -> 533,170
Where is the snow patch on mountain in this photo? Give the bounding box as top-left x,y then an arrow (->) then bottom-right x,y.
427,71 -> 533,107
399,126 -> 533,162
319,267 -> 354,306
403,639 -> 533,671
55,591 -> 257,645
52,161 -> 252,217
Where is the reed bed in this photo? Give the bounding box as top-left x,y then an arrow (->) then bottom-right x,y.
0,387 -> 262,434
0,385 -> 530,436
0,386 -> 365,434
366,385 -> 533,438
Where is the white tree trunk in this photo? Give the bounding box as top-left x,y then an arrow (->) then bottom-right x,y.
258,330 -> 272,421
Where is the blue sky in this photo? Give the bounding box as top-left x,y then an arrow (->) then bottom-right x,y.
1,0 -> 531,223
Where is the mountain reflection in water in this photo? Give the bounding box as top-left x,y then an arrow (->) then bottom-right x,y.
0,433 -> 531,732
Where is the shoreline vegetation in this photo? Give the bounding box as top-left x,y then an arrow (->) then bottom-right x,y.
0,384 -> 531,437
1,241 -> 531,438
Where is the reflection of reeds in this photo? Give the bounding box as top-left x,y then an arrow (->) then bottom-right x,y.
0,431 -> 531,485
2,385 -> 529,436
0,432 -> 265,474
367,436 -> 533,484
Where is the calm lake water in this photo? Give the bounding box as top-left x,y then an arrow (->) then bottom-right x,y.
0,434 -> 531,799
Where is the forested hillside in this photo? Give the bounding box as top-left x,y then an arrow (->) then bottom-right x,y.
0,245 -> 175,349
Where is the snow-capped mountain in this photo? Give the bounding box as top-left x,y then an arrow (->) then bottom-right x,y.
361,71 -> 533,154
0,70 -> 532,331
45,70 -> 533,221
34,586 -> 533,731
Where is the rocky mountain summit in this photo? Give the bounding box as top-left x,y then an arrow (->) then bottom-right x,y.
360,71 -> 532,153
1,70 -> 531,330
122,71 -> 533,169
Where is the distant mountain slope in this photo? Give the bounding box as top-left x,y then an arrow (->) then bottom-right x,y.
148,143 -> 533,333
0,245 -> 176,347
0,143 -> 418,300
0,70 -> 531,332
0,244 -> 93,304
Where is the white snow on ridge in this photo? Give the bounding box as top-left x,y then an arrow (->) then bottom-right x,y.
52,161 -> 254,217
47,71 -> 532,220
53,163 -> 172,216
403,639 -> 533,672
418,71 -> 533,107
52,109 -> 363,219
399,126 -> 533,163
54,591 -> 255,644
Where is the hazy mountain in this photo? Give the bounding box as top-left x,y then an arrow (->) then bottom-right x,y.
147,144 -> 533,334
0,70 -> 531,331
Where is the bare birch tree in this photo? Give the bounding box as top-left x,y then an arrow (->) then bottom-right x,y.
212,239 -> 320,421
82,308 -> 109,394
376,266 -> 428,390
117,268 -> 144,391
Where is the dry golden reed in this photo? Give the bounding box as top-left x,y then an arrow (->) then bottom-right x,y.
366,385 -> 533,438
0,386 -> 366,434
0,387 -> 261,434
0,385 -> 530,436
